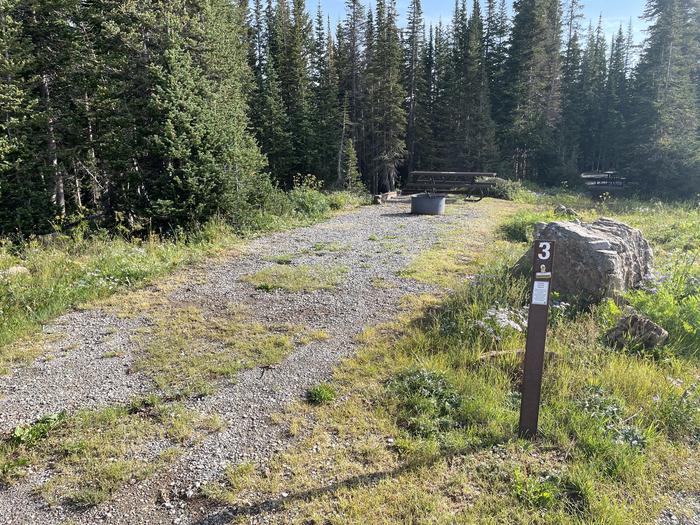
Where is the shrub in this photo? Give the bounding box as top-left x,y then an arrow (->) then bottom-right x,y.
387,369 -> 463,438
499,210 -> 556,243
326,191 -> 369,210
306,383 -> 337,405
486,179 -> 536,203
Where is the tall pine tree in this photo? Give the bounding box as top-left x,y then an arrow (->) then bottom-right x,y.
505,0 -> 563,182
629,0 -> 700,192
365,0 -> 406,193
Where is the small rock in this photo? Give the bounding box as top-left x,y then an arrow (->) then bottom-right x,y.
606,312 -> 669,350
554,204 -> 580,218
1,265 -> 30,279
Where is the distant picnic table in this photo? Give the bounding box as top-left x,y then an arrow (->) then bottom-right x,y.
581,171 -> 627,190
403,171 -> 499,201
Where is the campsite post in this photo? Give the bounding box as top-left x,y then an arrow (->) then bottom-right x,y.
518,240 -> 555,439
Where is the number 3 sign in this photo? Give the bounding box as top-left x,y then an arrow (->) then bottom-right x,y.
519,239 -> 555,439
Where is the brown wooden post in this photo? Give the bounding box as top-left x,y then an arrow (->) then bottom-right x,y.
518,240 -> 555,439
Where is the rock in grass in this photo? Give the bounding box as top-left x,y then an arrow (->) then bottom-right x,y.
515,218 -> 654,302
1,266 -> 30,279
606,313 -> 669,351
553,204 -> 580,219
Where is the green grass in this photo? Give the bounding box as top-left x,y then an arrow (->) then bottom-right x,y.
312,242 -> 349,253
0,396 -> 221,506
132,306 -> 299,399
244,264 -> 348,293
399,198 -> 529,287
206,191 -> 700,524
306,383 -> 337,405
0,190 -> 366,374
266,253 -> 295,265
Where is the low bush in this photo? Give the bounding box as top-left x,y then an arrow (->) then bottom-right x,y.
387,369 -> 463,438
306,383 -> 337,405
498,209 -> 556,243
485,179 -> 537,203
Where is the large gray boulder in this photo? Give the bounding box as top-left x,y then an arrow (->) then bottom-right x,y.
516,218 -> 654,301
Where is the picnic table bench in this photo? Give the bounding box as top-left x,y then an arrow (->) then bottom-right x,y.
402,171 -> 498,201
581,171 -> 627,190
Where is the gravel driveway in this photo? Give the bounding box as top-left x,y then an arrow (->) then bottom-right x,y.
0,201 -> 481,525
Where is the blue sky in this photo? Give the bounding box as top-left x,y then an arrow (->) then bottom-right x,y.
310,0 -> 649,43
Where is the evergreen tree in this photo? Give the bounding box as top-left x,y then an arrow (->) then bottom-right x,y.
505,0 -> 563,182
413,24 -> 435,170
146,0 -> 265,228
450,0 -> 470,169
310,6 -> 342,185
600,26 -> 629,171
337,0 -> 366,151
287,0 -> 314,178
403,0 -> 424,174
629,0 -> 700,192
336,0 -> 369,183
463,0 -> 498,170
579,19 -> 608,172
250,1 -> 293,184
485,0 -> 510,132
365,0 -> 406,193
342,136 -> 362,191
0,0 -> 50,233
429,22 -> 456,170
558,0 -> 585,177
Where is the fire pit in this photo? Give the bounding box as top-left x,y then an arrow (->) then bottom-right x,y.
411,193 -> 446,215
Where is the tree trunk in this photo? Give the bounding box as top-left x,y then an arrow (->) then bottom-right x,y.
84,93 -> 100,206
40,74 -> 65,217
336,110 -> 347,188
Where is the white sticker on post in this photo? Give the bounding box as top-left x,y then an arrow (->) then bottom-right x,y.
532,281 -> 550,306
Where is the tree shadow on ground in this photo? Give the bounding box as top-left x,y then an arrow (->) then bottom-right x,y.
192,460 -> 434,525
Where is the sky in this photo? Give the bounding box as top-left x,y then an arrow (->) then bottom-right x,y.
309,0 -> 649,43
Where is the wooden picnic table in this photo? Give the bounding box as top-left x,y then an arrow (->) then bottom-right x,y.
403,171 -> 499,199
581,171 -> 627,188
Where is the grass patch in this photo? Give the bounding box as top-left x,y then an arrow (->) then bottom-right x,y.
399,199 -> 529,288
265,253 -> 295,265
1,397 -> 220,506
133,305 -> 302,399
244,264 -> 347,293
371,277 -> 394,289
312,242 -> 349,254
306,384 -> 337,405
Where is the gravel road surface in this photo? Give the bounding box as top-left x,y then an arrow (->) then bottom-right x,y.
0,201 -> 480,524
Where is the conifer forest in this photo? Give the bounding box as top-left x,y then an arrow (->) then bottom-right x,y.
0,0 -> 698,235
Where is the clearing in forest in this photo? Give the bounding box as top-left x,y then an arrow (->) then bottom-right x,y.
0,199 -> 511,524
